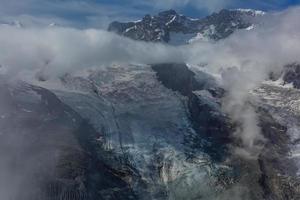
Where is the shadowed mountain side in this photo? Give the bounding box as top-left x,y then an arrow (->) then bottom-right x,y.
0,78 -> 137,200
151,63 -> 231,161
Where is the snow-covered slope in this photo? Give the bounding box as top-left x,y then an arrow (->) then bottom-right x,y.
4,60 -> 300,199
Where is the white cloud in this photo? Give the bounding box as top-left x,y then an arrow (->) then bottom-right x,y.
0,26 -> 183,78
184,7 -> 300,156
0,6 -> 300,157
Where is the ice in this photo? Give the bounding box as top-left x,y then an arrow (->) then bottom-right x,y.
166,15 -> 177,26
41,64 -> 229,199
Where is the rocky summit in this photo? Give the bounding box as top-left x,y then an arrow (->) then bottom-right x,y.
108,9 -> 264,44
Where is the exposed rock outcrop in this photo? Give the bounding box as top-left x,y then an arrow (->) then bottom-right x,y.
108,9 -> 263,44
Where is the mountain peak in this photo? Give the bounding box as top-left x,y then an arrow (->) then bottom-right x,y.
108,9 -> 263,44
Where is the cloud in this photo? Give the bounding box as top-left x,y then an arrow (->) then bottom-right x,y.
1,6 -> 300,157
0,0 -> 143,28
0,26 -> 184,79
2,3 -> 300,200
184,7 -> 300,156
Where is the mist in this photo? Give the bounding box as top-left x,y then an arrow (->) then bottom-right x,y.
0,6 -> 300,185
0,26 -> 185,79
1,4 -> 300,200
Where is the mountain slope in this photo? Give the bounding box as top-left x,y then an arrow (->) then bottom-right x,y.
108,9 -> 264,44
0,77 -> 137,200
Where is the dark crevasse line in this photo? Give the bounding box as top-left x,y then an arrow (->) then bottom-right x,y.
151,63 -> 232,162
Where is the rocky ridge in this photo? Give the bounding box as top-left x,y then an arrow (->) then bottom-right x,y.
108,9 -> 264,44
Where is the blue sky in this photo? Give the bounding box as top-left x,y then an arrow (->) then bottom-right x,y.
1,0 -> 300,28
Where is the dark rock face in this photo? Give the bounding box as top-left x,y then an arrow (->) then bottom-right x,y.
283,64 -> 300,89
202,9 -> 253,40
151,63 -> 231,161
188,91 -> 231,161
108,9 -> 196,43
151,63 -> 202,96
108,9 -> 261,43
0,78 -> 137,200
269,63 -> 300,89
151,63 -> 224,97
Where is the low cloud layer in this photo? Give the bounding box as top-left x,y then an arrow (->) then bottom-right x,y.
1,6 -> 300,157
0,26 -> 183,78
3,7 -> 300,77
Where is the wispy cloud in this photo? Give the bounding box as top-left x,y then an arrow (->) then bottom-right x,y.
1,6 -> 300,157
0,0 -> 299,28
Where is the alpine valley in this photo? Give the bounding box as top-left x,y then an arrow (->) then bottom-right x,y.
1,8 -> 300,200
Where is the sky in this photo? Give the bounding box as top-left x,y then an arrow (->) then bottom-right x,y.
1,0 -> 300,28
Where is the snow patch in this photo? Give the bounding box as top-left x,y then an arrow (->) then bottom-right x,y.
245,24 -> 254,31
263,78 -> 294,89
166,15 -> 177,26
125,26 -> 136,33
236,8 -> 266,16
188,32 -> 210,43
134,19 -> 142,23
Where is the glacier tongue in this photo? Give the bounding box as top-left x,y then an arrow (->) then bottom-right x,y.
46,64 -> 237,199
